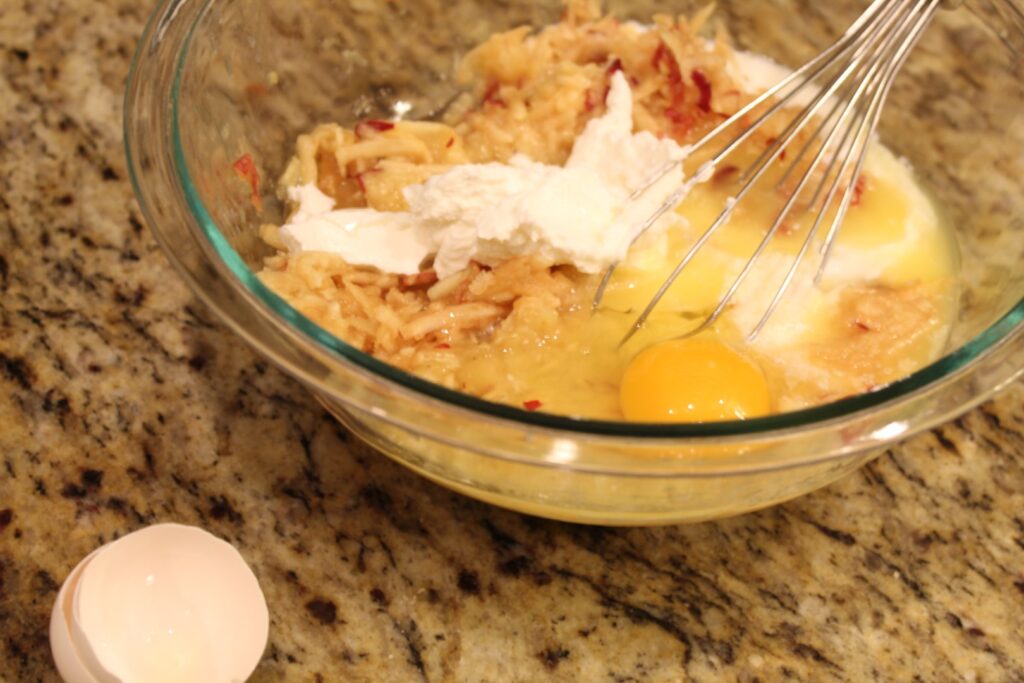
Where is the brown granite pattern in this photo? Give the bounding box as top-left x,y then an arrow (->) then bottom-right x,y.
2,1 -> 1024,682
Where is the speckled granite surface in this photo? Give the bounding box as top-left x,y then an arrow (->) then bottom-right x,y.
2,1 -> 1024,682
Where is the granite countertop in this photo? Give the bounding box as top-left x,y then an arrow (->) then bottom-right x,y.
2,1 -> 1024,681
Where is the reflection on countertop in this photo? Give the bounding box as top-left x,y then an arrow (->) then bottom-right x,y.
1,1 -> 1023,681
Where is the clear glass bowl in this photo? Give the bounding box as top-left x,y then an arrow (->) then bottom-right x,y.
126,0 -> 1024,524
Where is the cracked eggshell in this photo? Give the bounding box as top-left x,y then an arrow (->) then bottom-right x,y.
50,549 -> 104,683
51,524 -> 269,683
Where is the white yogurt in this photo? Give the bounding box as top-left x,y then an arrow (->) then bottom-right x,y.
278,72 -> 688,278
279,185 -> 430,275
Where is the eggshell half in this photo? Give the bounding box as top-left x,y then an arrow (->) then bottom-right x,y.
62,524 -> 268,683
50,549 -> 104,683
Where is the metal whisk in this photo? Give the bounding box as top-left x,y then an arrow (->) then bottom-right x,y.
596,0 -> 1017,345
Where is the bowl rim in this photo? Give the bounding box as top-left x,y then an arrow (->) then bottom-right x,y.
154,0 -> 1024,441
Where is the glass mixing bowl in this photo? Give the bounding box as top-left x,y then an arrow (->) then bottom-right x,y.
126,0 -> 1024,524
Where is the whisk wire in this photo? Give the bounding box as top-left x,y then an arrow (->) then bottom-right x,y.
816,0 -> 942,281
601,0 -> 903,320
725,7 -> 931,340
738,0 -> 913,187
606,0 -> 950,346
754,0 -> 943,339
617,0 -> 935,345
973,0 -> 1024,54
625,0 -> 901,206
696,23 -> 917,340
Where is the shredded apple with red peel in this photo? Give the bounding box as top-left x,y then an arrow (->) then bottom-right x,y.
355,120 -> 396,138
654,43 -> 687,126
691,69 -> 713,113
851,175 -> 867,207
482,82 -> 505,108
712,165 -> 740,183
232,154 -> 261,211
244,83 -> 268,97
399,271 -> 440,289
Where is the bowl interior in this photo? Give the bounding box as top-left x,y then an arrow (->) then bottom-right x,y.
170,0 -> 1024,435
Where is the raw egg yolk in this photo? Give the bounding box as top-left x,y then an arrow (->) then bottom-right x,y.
620,339 -> 771,423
